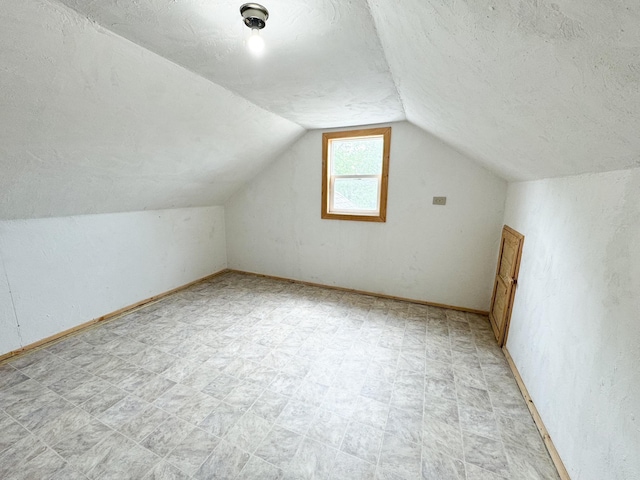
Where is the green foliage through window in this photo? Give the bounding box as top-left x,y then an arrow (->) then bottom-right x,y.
331,137 -> 383,175
333,178 -> 379,210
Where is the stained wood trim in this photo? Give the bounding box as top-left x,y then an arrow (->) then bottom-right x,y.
321,127 -> 391,223
230,269 -> 489,315
0,269 -> 230,364
503,347 -> 571,480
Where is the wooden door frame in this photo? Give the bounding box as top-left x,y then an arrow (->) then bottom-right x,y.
490,225 -> 525,346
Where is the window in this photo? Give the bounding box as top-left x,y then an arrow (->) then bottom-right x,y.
321,127 -> 391,222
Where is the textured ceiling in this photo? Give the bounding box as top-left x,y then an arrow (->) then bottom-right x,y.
0,0 -> 303,220
56,0 -> 405,129
51,0 -> 640,180
369,0 -> 640,180
2,0 -> 639,219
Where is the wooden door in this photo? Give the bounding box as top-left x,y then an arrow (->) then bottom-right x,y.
489,225 -> 524,346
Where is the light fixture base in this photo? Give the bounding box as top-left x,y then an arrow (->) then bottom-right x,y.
240,3 -> 269,30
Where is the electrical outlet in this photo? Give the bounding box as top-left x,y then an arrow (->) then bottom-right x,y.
433,196 -> 447,205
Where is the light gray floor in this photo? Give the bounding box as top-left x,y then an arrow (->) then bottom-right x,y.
0,272 -> 559,479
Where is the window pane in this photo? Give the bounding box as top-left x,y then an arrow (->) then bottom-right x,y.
332,177 -> 379,211
331,137 -> 383,175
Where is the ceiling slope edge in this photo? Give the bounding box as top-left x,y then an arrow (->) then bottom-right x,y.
366,0 -> 640,182
49,0 -> 306,133
365,0 -> 514,183
1,0 -> 305,220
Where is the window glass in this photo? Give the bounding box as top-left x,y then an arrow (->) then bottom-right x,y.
331,137 -> 384,176
322,127 -> 391,222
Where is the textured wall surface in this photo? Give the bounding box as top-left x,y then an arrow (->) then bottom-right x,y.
0,0 -> 303,220
226,121 -> 507,311
0,260 -> 21,355
0,207 -> 227,356
504,170 -> 640,480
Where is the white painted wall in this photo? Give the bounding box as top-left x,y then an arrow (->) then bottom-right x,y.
226,121 -> 507,311
0,254 -> 21,355
503,170 -> 640,480
0,207 -> 227,355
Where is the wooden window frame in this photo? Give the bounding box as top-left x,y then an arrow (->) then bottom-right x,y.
321,127 -> 391,222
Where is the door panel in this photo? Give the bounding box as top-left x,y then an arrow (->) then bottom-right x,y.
489,226 -> 524,346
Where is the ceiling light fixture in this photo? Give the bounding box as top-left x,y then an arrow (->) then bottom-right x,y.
240,3 -> 269,55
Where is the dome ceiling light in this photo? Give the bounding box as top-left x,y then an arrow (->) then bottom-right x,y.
240,3 -> 269,55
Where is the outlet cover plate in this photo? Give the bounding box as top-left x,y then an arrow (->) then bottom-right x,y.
433,196 -> 447,206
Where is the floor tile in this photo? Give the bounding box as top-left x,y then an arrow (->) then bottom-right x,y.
284,437 -> 338,480
80,386 -> 128,416
165,427 -> 220,476
0,413 -> 31,453
504,443 -> 560,480
249,389 -> 290,422
456,384 -> 493,412
378,433 -> 422,479
0,435 -> 48,479
422,444 -> 466,480
86,434 -> 158,479
422,417 -> 464,460
120,404 -> 172,442
141,415 -> 195,457
386,406 -> 422,445
462,431 -> 510,477
329,451 -> 376,479
52,418 -> 115,465
254,425 -> 303,469
237,455 -> 284,479
464,462 -> 508,479
225,411 -> 273,453
276,398 -> 319,434
142,460 -> 190,480
0,273 -> 560,480
459,406 -> 499,440
307,410 -> 349,448
0,365 -> 29,390
195,440 -> 250,480
11,447 -> 67,480
198,402 -> 244,438
340,421 -> 384,465
423,393 -> 459,426
99,395 -> 149,431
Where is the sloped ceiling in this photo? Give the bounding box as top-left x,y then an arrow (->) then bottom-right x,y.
2,0 -> 639,219
369,0 -> 640,180
55,0 -> 405,129
0,0 -> 304,220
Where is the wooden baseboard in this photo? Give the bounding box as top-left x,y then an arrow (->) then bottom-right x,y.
2,267 -> 486,364
0,268 -> 230,364
502,347 -> 571,480
229,269 -> 489,316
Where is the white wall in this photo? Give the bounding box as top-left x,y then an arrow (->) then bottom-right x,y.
503,169 -> 640,480
0,254 -> 21,355
226,121 -> 507,311
0,206 -> 227,355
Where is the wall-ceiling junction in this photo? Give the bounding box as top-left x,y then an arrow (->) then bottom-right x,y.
0,0 -> 304,220
2,0 -> 639,220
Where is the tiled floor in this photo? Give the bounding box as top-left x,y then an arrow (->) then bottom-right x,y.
0,272 -> 560,479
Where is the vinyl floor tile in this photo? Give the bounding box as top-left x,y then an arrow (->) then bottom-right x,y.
0,273 -> 559,480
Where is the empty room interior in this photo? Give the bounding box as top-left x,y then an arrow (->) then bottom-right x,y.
1,1 -> 638,479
